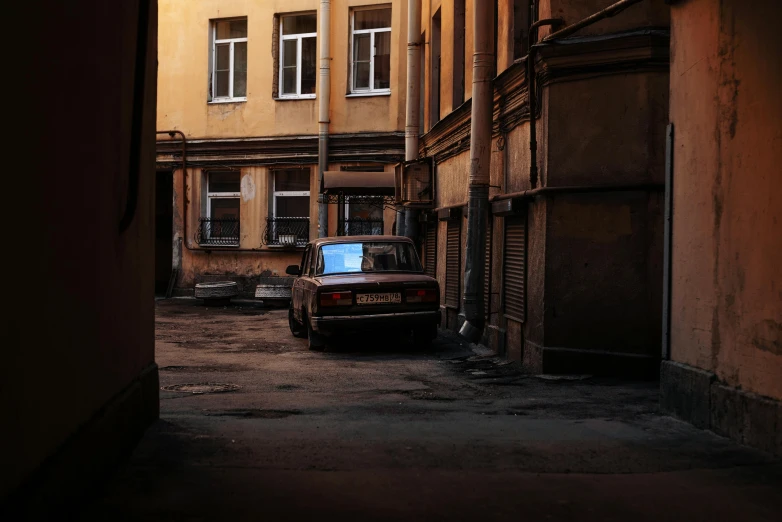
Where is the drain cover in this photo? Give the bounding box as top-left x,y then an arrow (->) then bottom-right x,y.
161,382 -> 240,394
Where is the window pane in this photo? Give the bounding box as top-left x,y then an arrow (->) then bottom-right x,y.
216,19 -> 247,39
283,14 -> 317,35
282,67 -> 297,95
275,170 -> 310,191
301,37 -> 317,94
216,43 -> 230,70
209,171 -> 241,193
317,242 -> 421,275
233,42 -> 247,97
354,61 -> 370,89
215,71 -> 229,97
374,31 -> 391,89
276,196 -> 310,218
354,33 -> 371,61
210,198 -> 240,220
283,39 -> 297,67
355,8 -> 391,30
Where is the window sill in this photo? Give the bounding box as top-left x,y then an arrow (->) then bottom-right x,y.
208,98 -> 247,105
346,91 -> 391,98
275,95 -> 316,101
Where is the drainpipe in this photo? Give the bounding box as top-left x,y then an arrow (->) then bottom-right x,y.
156,130 -> 190,250
459,0 -> 494,341
403,0 -> 423,242
527,16 -> 564,188
317,0 -> 331,238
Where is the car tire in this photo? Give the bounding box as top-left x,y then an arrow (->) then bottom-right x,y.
288,308 -> 306,338
305,313 -> 326,351
413,325 -> 437,347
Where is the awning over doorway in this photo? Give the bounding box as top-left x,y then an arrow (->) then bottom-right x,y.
323,171 -> 395,196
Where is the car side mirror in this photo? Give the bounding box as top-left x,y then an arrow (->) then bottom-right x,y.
286,265 -> 301,276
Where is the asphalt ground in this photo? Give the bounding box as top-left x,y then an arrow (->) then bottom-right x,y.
78,299 -> 782,521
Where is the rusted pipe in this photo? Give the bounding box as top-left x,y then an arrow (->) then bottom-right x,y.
156,130 -> 192,250
460,0 -> 495,341
527,17 -> 564,189
490,182 -> 665,202
542,0 -> 645,42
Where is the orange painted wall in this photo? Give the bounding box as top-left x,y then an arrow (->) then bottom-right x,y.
669,0 -> 782,399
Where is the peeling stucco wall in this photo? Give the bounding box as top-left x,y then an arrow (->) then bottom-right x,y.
669,0 -> 782,399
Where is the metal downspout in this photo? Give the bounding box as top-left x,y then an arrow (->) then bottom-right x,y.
156,130 -> 190,250
459,0 -> 494,341
317,0 -> 331,238
403,0 -> 423,241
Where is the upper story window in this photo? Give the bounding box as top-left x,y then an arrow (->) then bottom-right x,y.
280,13 -> 317,99
350,7 -> 391,94
210,18 -> 248,103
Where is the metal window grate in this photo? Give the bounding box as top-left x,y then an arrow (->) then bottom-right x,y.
197,218 -> 240,246
445,219 -> 461,308
503,215 -> 526,322
263,217 -> 310,247
340,218 -> 384,236
424,223 -> 437,278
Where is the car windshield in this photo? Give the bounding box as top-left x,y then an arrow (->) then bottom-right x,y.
316,242 -> 423,275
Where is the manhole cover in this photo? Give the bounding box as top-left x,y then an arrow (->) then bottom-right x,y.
161,382 -> 240,394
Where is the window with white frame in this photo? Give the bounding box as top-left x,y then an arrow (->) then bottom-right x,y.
273,170 -> 310,219
209,18 -> 248,102
279,13 -> 317,98
351,7 -> 392,94
203,171 -> 241,244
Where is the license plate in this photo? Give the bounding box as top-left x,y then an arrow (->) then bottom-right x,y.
356,292 -> 401,305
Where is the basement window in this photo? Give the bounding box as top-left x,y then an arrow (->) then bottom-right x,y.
209,18 -> 248,103
350,6 -> 392,95
279,13 -> 317,99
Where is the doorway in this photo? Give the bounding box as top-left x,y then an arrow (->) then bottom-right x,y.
155,170 -> 174,295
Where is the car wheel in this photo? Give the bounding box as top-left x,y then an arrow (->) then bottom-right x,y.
413,325 -> 437,347
305,313 -> 326,351
288,308 -> 306,338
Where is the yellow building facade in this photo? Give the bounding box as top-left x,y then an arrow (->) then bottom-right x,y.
156,0 -> 409,296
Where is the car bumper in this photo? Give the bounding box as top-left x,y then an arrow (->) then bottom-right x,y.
311,310 -> 441,335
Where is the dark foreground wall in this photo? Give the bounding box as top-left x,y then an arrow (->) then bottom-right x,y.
2,0 -> 159,515
662,0 -> 781,456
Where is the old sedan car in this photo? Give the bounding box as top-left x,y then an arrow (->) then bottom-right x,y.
286,236 -> 440,350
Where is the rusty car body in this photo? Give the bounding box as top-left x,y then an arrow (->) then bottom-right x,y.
286,236 -> 441,350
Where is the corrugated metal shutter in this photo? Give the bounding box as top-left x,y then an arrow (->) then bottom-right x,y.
503,215 -> 526,322
424,224 -> 437,278
483,218 -> 492,317
445,219 -> 461,308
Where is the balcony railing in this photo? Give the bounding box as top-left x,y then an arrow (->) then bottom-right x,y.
340,218 -> 384,236
263,217 -> 310,247
197,218 -> 240,246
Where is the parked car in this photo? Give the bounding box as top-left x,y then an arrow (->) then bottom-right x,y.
286,236 -> 441,350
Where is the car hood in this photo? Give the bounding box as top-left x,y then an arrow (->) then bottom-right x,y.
314,273 -> 437,286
